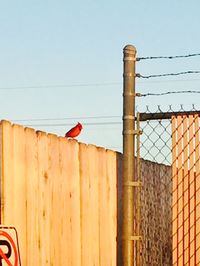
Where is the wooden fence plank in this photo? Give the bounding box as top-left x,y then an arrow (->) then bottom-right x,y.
66,139 -> 81,266
79,143 -> 100,266
48,133 -> 61,265
37,131 -> 50,265
12,124 -> 27,264
106,149 -> 117,266
98,148 -> 117,266
98,147 -> 109,266
58,136 -> 73,266
79,143 -> 92,265
1,121 -> 14,224
25,127 -> 40,266
89,145 -> 100,266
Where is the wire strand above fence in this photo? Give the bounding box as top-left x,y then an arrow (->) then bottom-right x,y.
137,53 -> 200,61
136,71 -> 200,79
139,90 -> 200,97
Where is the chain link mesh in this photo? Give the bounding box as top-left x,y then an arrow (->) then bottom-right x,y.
136,105 -> 200,265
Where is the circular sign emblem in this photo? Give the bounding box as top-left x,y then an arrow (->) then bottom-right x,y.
0,228 -> 20,266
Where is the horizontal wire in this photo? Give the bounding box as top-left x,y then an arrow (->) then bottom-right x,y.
12,115 -> 120,122
138,78 -> 200,84
1,77 -> 200,91
0,82 -> 121,90
139,90 -> 200,97
137,53 -> 200,61
137,71 -> 200,79
25,122 -> 122,127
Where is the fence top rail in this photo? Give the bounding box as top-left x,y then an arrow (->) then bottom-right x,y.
138,110 -> 200,121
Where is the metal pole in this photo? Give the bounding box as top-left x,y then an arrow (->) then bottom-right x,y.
122,44 -> 137,266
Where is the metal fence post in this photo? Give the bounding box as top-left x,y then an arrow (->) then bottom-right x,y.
122,44 -> 137,266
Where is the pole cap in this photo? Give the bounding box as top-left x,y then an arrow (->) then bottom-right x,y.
123,44 -> 136,56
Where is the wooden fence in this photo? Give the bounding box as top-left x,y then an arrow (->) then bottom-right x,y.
0,120 -> 117,266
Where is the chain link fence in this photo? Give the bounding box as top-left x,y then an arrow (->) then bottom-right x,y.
136,105 -> 200,265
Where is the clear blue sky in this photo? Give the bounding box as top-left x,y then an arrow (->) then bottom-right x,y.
0,0 -> 200,151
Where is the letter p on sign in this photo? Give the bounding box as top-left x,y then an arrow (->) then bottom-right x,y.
0,226 -> 21,266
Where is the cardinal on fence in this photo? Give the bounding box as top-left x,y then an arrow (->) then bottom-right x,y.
65,122 -> 83,138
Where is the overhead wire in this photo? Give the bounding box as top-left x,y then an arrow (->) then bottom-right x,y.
13,115 -> 120,122
24,121 -> 122,127
0,82 -> 120,90
0,78 -> 200,91
1,75 -> 200,91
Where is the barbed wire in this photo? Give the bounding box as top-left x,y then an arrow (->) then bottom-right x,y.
139,90 -> 200,97
136,71 -> 200,79
137,53 -> 200,61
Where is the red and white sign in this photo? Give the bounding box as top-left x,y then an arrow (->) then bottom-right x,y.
0,226 -> 21,266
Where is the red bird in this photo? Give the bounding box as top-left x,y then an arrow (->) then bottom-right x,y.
65,122 -> 83,138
